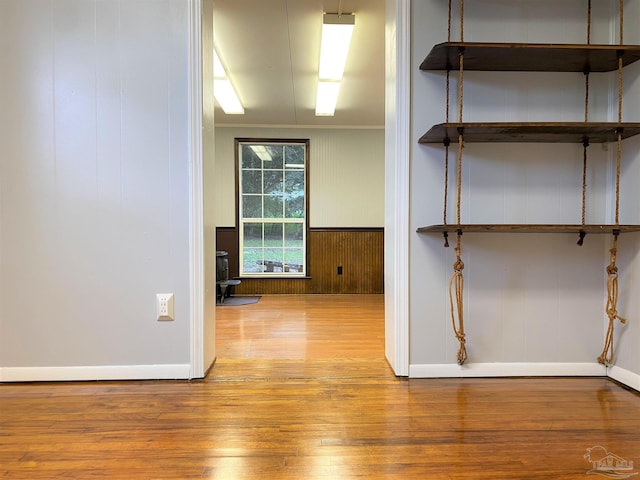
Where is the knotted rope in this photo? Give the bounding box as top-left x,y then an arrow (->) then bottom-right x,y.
598,14 -> 627,363
595,0 -> 628,366
446,0 -> 467,364
449,235 -> 467,364
598,235 -> 626,365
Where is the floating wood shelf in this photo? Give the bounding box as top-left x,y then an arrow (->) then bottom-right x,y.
420,42 -> 640,72
419,122 -> 640,144
417,224 -> 640,234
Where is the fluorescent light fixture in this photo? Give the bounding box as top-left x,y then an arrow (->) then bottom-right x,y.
213,49 -> 244,114
319,14 -> 355,80
315,81 -> 341,116
316,13 -> 354,116
250,145 -> 272,161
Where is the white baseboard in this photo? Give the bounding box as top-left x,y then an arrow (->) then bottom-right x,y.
0,364 -> 192,382
409,362 -> 607,378
606,365 -> 640,391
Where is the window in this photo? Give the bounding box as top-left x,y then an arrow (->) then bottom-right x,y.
236,139 -> 308,277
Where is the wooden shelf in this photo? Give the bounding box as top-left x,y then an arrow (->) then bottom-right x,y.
419,122 -> 640,144
417,224 -> 640,234
420,42 -> 640,72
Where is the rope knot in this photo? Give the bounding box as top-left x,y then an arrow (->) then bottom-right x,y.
453,258 -> 465,272
597,354 -> 611,366
607,304 -> 627,325
599,245 -> 626,365
456,344 -> 467,365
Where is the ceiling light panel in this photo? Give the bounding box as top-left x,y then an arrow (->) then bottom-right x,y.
318,13 -> 355,81
213,49 -> 244,115
315,81 -> 341,116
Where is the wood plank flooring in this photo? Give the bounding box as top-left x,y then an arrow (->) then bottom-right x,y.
215,295 -> 385,359
2,295 -> 640,479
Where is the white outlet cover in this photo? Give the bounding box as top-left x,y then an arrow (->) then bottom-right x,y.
156,293 -> 174,321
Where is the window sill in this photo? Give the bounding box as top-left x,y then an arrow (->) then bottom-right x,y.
237,276 -> 312,280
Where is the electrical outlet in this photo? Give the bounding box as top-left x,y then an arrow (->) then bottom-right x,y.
156,293 -> 174,321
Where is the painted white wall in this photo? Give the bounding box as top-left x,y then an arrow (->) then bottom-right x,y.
213,126 -> 385,228
608,0 -> 640,388
409,0 -> 634,374
0,0 -> 193,379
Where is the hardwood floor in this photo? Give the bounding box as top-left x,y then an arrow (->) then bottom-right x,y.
215,295 -> 385,359
2,295 -> 640,479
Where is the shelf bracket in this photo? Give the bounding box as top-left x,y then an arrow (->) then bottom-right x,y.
577,230 -> 586,246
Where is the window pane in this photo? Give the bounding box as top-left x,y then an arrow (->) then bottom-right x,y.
242,195 -> 262,218
285,196 -> 304,218
285,145 -> 305,167
243,223 -> 262,246
268,145 -> 284,169
285,170 -> 304,193
263,249 -> 284,272
242,145 -> 261,169
243,248 -> 263,273
242,170 -> 262,194
285,223 -> 304,248
284,249 -> 303,270
264,222 -> 283,245
263,171 -> 283,194
242,223 -> 262,273
264,196 -> 284,218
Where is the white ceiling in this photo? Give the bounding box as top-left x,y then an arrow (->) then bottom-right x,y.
212,0 -> 385,127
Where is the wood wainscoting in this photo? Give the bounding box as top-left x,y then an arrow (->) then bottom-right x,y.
216,227 -> 384,294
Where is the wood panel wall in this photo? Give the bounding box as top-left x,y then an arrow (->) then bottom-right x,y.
216,228 -> 384,294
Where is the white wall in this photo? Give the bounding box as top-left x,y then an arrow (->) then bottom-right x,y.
213,126 -> 385,228
609,0 -> 640,388
409,0 -> 638,376
0,0 -> 193,379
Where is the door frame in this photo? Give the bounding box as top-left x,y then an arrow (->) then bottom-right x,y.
188,0 -> 411,378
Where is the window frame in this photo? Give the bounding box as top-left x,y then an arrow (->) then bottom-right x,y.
235,138 -> 310,278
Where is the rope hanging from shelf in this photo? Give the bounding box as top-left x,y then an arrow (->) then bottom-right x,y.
599,232 -> 626,365
450,125 -> 467,365
600,126 -> 626,365
446,0 -> 467,365
443,6 -> 451,247
579,138 -> 588,245
598,0 -> 627,365
578,0 -> 592,246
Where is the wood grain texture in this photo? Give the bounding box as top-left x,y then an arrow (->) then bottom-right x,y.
2,295 -> 640,479
417,224 -> 640,234
217,228 -> 384,295
420,42 -> 640,72
418,122 -> 640,144
216,295 -> 385,359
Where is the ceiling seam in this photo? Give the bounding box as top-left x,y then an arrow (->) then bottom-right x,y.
285,0 -> 298,123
